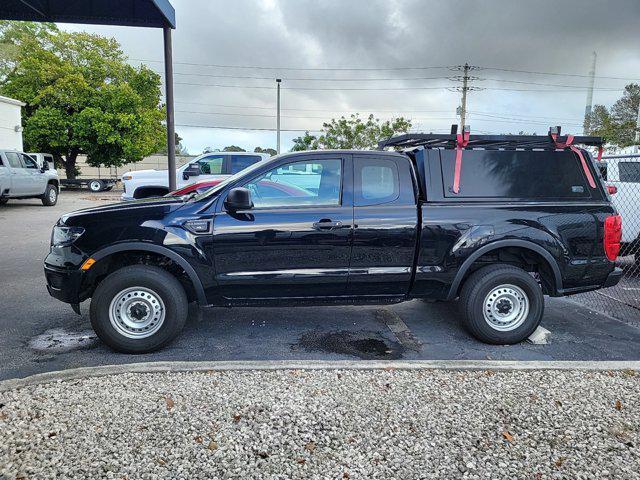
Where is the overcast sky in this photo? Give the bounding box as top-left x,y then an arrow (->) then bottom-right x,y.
62,0 -> 640,155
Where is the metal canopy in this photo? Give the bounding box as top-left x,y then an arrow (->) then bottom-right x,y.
0,0 -> 175,28
0,0 -> 179,190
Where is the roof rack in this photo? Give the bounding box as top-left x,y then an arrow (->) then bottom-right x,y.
378,126 -> 603,151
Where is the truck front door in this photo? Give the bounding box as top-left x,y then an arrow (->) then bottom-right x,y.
3,152 -> 31,196
212,155 -> 353,298
346,155 -> 419,295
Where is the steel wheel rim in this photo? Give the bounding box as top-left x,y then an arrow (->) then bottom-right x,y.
109,287 -> 165,339
482,284 -> 529,332
90,181 -> 101,191
49,188 -> 57,202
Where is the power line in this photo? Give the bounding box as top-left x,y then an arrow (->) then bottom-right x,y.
175,123 -> 320,132
482,66 -> 640,82
175,109 -> 458,121
132,58 -> 451,72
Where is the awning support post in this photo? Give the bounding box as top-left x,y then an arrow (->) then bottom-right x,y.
163,26 -> 176,191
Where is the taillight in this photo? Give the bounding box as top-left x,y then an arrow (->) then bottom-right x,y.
603,215 -> 622,261
607,185 -> 617,195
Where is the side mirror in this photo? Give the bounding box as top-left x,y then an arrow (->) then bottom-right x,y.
40,163 -> 48,173
224,187 -> 253,211
183,164 -> 200,180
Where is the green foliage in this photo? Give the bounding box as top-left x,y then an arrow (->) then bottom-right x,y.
586,83 -> 640,148
290,114 -> 412,151
254,146 -> 277,156
223,145 -> 246,152
0,21 -> 165,178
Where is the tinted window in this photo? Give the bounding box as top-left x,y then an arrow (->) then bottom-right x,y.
197,156 -> 224,175
355,159 -> 399,206
243,159 -> 341,208
619,162 -> 640,183
441,150 -> 591,198
230,155 -> 261,174
5,152 -> 22,168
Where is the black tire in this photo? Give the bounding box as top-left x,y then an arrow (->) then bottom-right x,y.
89,180 -> 104,192
0,198 -> 8,206
41,183 -> 58,206
459,264 -> 544,344
90,265 -> 188,353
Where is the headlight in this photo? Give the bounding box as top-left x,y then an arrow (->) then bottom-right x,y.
51,226 -> 85,247
122,175 -> 133,181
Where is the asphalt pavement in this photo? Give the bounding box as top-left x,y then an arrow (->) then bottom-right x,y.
1,189 -> 639,381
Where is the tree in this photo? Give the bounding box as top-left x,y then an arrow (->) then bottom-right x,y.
254,146 -> 277,156
223,145 -> 246,152
158,132 -> 188,155
586,83 -> 640,148
0,21 -> 165,179
290,114 -> 412,151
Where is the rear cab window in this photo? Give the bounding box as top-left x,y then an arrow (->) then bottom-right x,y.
230,155 -> 262,174
618,162 -> 640,183
438,149 -> 596,200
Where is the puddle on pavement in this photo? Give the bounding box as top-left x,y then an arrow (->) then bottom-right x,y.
295,330 -> 404,360
29,328 -> 98,353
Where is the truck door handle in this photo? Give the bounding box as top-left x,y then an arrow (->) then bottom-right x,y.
312,219 -> 343,230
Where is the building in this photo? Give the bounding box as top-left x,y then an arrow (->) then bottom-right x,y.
0,95 -> 26,151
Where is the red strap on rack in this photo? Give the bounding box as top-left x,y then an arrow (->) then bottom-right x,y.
550,133 -> 597,189
596,145 -> 604,162
452,130 -> 470,194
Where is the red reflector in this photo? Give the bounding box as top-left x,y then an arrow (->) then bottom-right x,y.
604,215 -> 622,261
607,185 -> 617,195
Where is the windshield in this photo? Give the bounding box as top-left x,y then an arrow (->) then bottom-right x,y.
191,154 -> 280,201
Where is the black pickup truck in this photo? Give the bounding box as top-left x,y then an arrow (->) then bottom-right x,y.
44,130 -> 623,353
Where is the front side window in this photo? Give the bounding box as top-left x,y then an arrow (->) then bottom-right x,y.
230,155 -> 262,174
619,162 -> 640,183
243,159 -> 342,208
5,152 -> 22,168
21,154 -> 38,169
197,156 -> 224,175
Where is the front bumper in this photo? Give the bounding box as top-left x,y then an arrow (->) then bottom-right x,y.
603,267 -> 624,288
44,264 -> 84,304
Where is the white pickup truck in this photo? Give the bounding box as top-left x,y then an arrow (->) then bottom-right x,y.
121,151 -> 269,200
0,150 -> 60,206
599,154 -> 640,264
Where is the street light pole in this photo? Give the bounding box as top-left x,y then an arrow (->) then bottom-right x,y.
276,78 -> 281,154
163,26 -> 176,191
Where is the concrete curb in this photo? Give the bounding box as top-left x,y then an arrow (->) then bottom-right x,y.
2,360 -> 640,392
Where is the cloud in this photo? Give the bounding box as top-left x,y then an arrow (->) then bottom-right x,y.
61,0 -> 640,153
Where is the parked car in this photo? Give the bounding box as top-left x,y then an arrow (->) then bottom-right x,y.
169,178 -> 314,198
121,151 -> 269,200
597,155 -> 640,263
44,132 -> 622,353
0,149 -> 60,206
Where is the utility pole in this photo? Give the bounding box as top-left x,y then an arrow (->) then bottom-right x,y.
459,63 -> 469,129
163,26 -> 176,191
583,51 -> 597,133
450,64 -> 481,130
276,78 -> 281,154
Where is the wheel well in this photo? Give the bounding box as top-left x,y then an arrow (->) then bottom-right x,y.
48,179 -> 59,190
457,246 -> 557,296
134,186 -> 169,199
82,250 -> 197,302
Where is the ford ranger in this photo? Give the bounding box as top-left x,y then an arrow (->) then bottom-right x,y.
44,130 -> 623,353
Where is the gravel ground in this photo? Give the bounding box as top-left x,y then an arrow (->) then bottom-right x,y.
1,369 -> 639,479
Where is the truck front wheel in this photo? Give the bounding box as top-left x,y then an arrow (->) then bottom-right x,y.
41,184 -> 58,206
90,265 -> 188,353
459,264 -> 544,344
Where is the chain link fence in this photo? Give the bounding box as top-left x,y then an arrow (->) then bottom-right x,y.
574,154 -> 640,323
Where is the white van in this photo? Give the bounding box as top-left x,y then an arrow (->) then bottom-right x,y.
599,154 -> 640,263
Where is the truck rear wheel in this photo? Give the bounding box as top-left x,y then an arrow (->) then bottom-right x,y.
459,264 -> 544,344
41,184 -> 58,206
89,180 -> 104,192
90,265 -> 188,353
